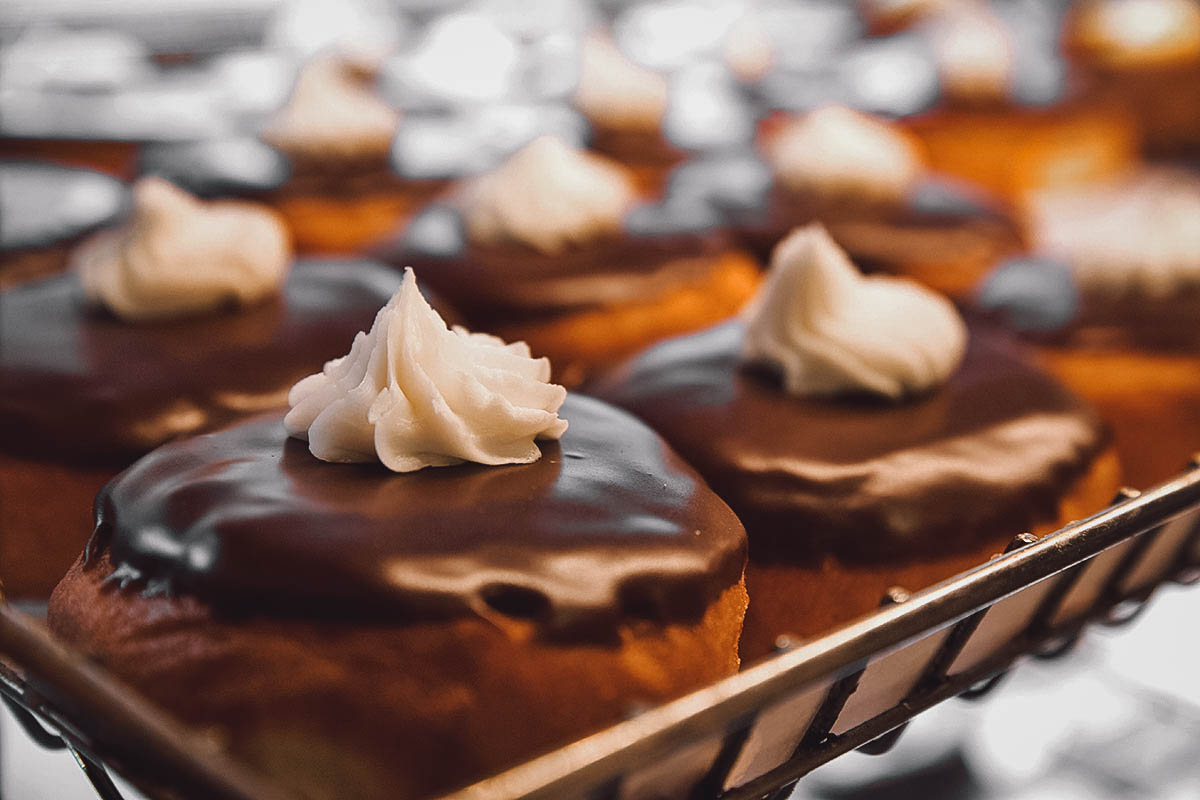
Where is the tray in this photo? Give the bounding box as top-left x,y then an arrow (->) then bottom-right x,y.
3,456 -> 1199,800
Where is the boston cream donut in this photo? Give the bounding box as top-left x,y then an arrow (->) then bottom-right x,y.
383,135 -> 761,385
48,272 -> 748,800
898,1 -> 1140,205
259,54 -> 442,255
1065,0 -> 1200,155
572,32 -> 683,195
0,178 -> 411,600
739,104 -> 1024,299
591,225 -> 1119,661
981,166 -> 1200,487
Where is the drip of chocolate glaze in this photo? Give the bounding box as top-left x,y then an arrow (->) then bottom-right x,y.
0,260 -> 407,466
89,395 -> 747,638
588,321 -> 1109,564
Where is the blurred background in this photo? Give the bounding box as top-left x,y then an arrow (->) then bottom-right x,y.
2,0 -> 1200,797
0,0 -> 1183,202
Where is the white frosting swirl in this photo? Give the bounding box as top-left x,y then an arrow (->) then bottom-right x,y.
768,105 -> 925,203
1029,168 -> 1200,299
926,3 -> 1014,101
742,224 -> 967,400
722,13 -> 774,82
574,33 -> 668,132
285,268 -> 568,472
262,54 -> 399,158
73,178 -> 291,322
461,135 -> 637,254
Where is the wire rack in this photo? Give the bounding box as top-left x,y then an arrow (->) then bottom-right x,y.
3,457 -> 1199,800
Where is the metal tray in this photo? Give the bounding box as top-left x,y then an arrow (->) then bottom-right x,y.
3,457 -> 1199,800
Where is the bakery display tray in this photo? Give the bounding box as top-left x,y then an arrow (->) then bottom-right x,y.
3,456 -> 1200,800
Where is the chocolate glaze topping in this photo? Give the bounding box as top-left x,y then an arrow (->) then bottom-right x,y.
137,138 -> 291,198
88,395 -> 747,637
739,183 -> 1025,268
589,125 -> 685,167
662,148 -> 1023,271
0,260 -> 404,466
977,256 -> 1200,351
0,162 -> 129,252
383,210 -> 734,325
589,321 -> 1109,564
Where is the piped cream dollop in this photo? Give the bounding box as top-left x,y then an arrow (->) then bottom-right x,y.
573,33 -> 668,132
768,105 -> 925,203
73,177 -> 291,322
742,224 -> 967,400
461,135 -> 637,254
285,268 -> 568,472
927,3 -> 1015,102
262,54 -> 399,158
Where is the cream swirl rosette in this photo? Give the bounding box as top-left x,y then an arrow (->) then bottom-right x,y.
926,2 -> 1015,102
459,135 -> 637,255
768,105 -> 925,203
742,224 -> 967,399
72,177 -> 291,322
573,32 -> 668,132
262,53 -> 399,158
285,268 -> 568,471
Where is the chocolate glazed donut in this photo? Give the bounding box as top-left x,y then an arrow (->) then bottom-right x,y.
588,320 -> 1118,658
0,259 -> 409,465
0,259 -> 410,599
87,396 -> 746,636
49,395 -> 749,799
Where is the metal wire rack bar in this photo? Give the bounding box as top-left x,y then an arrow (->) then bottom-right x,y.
0,612 -> 287,800
1,458 -> 1198,800
444,460 -> 1200,800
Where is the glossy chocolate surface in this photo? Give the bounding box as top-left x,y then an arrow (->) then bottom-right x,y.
277,153 -> 433,198
589,321 -> 1108,563
89,395 -> 747,636
662,151 -> 1024,271
739,182 -> 1024,269
589,124 -> 685,167
385,206 -> 733,324
138,138 -> 290,198
0,162 -> 129,252
977,257 -> 1200,351
0,259 -> 403,466
137,135 -> 421,199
